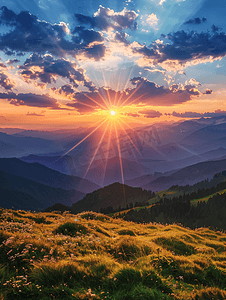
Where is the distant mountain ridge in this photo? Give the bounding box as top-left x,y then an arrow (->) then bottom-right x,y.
0,158 -> 99,193
144,158 -> 226,191
0,170 -> 85,211
46,182 -> 155,214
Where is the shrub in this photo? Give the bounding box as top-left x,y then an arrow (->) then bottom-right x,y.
155,237 -> 196,255
190,287 -> 226,300
118,230 -> 135,236
53,222 -> 88,236
111,238 -> 151,261
142,269 -> 172,293
30,263 -> 86,288
114,268 -> 142,285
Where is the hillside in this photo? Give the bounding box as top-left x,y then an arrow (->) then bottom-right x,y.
0,170 -> 85,211
143,158 -> 226,191
0,132 -> 61,157
0,158 -> 99,193
0,208 -> 226,299
47,182 -> 155,214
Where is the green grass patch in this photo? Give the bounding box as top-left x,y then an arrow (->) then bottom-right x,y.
155,237 -> 196,255
53,222 -> 89,236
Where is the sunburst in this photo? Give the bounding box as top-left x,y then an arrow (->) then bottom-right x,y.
62,80 -> 146,186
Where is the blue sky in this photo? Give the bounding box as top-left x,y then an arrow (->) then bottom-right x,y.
0,0 -> 226,128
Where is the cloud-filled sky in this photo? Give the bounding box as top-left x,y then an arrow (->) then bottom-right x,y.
0,0 -> 226,129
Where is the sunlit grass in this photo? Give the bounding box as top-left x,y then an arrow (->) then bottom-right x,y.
0,208 -> 226,299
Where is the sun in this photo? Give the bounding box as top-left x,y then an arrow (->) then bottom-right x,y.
110,110 -> 116,116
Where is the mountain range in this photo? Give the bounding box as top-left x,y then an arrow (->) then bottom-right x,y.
1,116 -> 226,211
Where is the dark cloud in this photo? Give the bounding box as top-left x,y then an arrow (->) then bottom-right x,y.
75,6 -> 138,31
113,32 -> 130,45
128,77 -> 200,105
66,77 -> 202,113
82,43 -> 106,61
0,72 -> 15,90
184,17 -> 207,25
212,24 -> 220,33
133,30 -> 226,67
168,109 -> 226,118
26,112 -> 45,116
123,112 -> 140,117
0,92 -> 62,109
72,26 -> 104,45
203,89 -> 212,94
138,109 -> 162,118
0,6 -> 106,60
5,58 -> 20,64
19,54 -> 96,91
51,84 -> 75,96
0,62 -> 7,68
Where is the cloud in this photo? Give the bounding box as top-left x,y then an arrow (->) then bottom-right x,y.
128,77 -> 201,106
19,54 -> 96,91
0,72 -> 15,90
145,14 -> 159,29
0,6 -> 106,60
0,92 -> 63,109
5,58 -> 20,64
133,29 -> 226,69
26,112 -> 45,116
138,109 -> 162,118
144,68 -> 165,74
74,6 -> 138,31
212,24 -> 220,33
66,77 -> 203,114
0,62 -> 7,68
112,32 -> 130,45
123,112 -> 140,117
167,109 -> 226,118
203,89 -> 212,94
72,26 -> 104,45
187,78 -> 201,86
184,17 -> 207,25
51,84 -> 75,97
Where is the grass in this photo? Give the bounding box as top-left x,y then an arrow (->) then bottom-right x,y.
0,208 -> 226,299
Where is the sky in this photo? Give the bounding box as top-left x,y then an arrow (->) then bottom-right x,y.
0,0 -> 226,129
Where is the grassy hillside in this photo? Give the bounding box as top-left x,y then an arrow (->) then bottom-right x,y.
0,208 -> 226,299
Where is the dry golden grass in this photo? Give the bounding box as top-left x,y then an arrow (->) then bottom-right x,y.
0,208 -> 226,299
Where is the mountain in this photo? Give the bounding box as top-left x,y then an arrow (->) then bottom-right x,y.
182,123 -> 226,147
0,132 -> 61,157
19,154 -> 73,175
125,169 -> 180,188
0,158 -> 100,193
195,136 -> 226,153
144,158 -> 226,191
82,156 -> 150,185
0,128 -> 25,134
0,170 -> 85,211
13,129 -> 76,140
69,182 -> 155,213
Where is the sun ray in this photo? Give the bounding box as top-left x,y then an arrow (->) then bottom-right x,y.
73,100 -> 98,109
102,121 -> 113,185
97,90 -> 111,110
118,81 -> 144,109
61,118 -> 108,157
84,93 -> 109,111
101,68 -> 112,107
114,70 -> 122,106
116,66 -> 134,107
114,121 -> 124,185
119,93 -> 148,113
84,120 -> 110,178
116,118 -> 142,157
